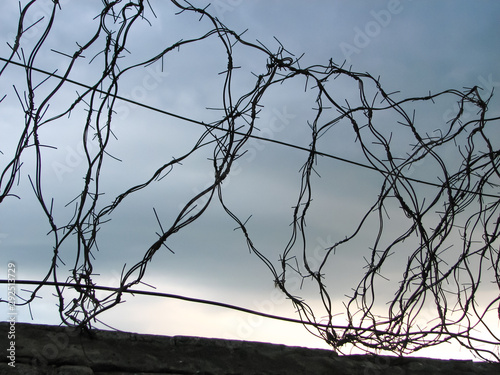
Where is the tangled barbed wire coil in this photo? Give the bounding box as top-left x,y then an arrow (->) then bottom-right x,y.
0,0 -> 499,362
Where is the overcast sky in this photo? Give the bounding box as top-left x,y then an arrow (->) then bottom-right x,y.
1,0 -> 500,361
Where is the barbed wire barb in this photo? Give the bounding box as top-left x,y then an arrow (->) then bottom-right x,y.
0,0 -> 498,363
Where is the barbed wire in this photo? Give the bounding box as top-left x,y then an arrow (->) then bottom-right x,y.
0,278 -> 496,350
0,0 -> 499,362
1,55 -> 497,200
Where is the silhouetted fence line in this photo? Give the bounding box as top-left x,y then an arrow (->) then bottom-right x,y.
1,0 -> 498,362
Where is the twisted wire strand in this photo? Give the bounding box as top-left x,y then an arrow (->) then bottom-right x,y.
0,0 -> 498,362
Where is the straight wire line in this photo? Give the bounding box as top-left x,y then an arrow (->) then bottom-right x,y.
0,56 -> 498,199
0,56 -> 207,128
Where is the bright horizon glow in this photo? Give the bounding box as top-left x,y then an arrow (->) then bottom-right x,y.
8,278 -> 496,362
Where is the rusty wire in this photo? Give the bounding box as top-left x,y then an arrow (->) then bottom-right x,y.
0,0 -> 499,362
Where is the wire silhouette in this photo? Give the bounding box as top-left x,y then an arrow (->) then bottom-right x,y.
0,0 -> 499,362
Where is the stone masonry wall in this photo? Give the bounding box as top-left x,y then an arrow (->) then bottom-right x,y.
1,322 -> 499,374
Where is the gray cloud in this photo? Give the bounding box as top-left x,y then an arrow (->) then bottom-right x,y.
1,0 -> 499,359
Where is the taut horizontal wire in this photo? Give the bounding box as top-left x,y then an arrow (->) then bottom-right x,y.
0,56 -> 498,199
